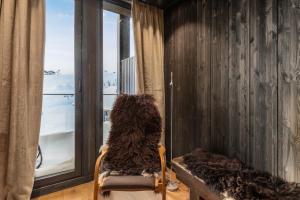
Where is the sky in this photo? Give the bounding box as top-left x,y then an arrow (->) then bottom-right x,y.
45,0 -> 135,75
44,0 -> 75,74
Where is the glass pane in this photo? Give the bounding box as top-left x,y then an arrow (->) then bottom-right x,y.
36,95 -> 75,177
40,95 -> 75,135
121,18 -> 135,94
130,18 -> 135,57
103,95 -> 117,144
103,10 -> 118,95
36,0 -> 75,178
103,10 -> 118,144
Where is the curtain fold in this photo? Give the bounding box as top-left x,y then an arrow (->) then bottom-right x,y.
0,0 -> 45,199
132,0 -> 165,144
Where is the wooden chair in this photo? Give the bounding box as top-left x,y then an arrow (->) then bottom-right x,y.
93,144 -> 166,200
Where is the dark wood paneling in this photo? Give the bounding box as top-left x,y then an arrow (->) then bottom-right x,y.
164,0 -> 198,158
139,0 -> 183,9
164,0 -> 172,163
174,0 -> 198,156
278,0 -> 300,182
165,0 -> 300,181
249,0 -> 278,174
184,0 -> 198,153
196,0 -> 211,150
210,0 -> 229,154
228,0 -> 250,163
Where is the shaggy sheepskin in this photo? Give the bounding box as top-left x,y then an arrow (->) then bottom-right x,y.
183,149 -> 300,200
102,94 -> 162,175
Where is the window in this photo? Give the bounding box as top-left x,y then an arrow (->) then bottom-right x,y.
36,0 -> 75,178
32,0 -> 133,197
33,0 -> 84,195
103,10 -> 118,144
102,9 -> 135,144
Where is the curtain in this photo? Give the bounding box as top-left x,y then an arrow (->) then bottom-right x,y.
132,0 -> 165,144
0,0 -> 45,199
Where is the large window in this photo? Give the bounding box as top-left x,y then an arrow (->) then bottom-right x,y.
32,0 -> 133,197
36,0 -> 75,178
103,9 -> 135,144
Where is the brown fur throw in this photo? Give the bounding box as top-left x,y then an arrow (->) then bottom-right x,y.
183,149 -> 300,200
102,94 -> 162,175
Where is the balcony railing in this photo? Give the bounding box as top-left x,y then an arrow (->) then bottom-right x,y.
121,56 -> 135,94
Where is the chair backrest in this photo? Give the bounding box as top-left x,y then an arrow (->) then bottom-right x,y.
103,94 -> 162,175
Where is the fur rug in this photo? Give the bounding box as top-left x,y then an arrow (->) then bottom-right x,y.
102,94 -> 162,175
183,149 -> 300,200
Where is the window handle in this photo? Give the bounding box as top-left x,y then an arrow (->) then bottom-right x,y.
77,80 -> 82,93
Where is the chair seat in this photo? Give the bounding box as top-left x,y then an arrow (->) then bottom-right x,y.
99,175 -> 156,192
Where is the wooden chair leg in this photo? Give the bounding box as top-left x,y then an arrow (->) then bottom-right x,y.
162,190 -> 166,200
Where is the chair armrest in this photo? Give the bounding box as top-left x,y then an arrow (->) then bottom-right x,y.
94,145 -> 109,200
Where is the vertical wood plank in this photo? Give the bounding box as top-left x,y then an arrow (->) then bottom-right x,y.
228,0 -> 250,162
278,0 -> 300,182
196,0 -> 212,150
164,3 -> 177,160
249,0 -> 278,174
165,0 -> 198,159
184,0 -> 198,153
170,2 -> 183,158
164,0 -> 300,183
174,0 -> 198,156
164,5 -> 172,162
174,2 -> 184,157
210,0 -> 229,154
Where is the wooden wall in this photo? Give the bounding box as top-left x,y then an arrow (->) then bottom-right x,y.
164,0 -> 300,182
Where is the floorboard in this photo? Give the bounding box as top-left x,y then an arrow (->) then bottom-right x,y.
32,174 -> 189,200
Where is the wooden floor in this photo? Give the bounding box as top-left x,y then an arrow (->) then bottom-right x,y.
32,178 -> 189,200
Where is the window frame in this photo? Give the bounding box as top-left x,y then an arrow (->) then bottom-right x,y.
102,4 -> 131,144
31,0 -> 132,197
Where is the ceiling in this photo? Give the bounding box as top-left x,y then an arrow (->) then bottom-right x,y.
138,0 -> 170,8
120,0 -> 182,9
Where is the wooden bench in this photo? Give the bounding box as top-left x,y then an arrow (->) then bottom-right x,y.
172,156 -> 232,200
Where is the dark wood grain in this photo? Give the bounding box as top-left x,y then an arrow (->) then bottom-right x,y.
164,0 -> 300,182
164,0 -> 198,158
138,0 -> 183,9
196,0 -> 212,150
210,0 -> 229,154
164,2 -> 173,163
278,0 -> 300,182
228,0 -> 250,163
249,0 -> 278,174
184,0 -> 198,153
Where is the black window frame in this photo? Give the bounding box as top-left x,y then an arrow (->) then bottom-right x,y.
31,0 -> 132,197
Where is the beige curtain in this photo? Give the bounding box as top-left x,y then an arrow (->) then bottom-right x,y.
132,0 -> 165,144
0,0 -> 45,199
